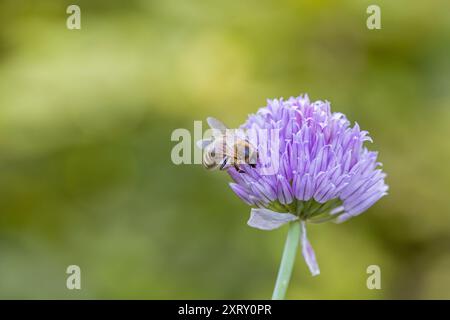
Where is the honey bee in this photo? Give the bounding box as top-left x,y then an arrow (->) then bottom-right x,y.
197,117 -> 258,173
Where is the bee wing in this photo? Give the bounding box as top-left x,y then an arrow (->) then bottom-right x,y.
224,142 -> 237,157
207,117 -> 228,132
196,138 -> 213,149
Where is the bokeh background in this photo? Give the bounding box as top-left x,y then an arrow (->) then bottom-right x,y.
0,0 -> 449,299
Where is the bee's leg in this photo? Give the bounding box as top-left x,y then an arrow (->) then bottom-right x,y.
219,157 -> 229,170
234,163 -> 245,173
250,163 -> 257,168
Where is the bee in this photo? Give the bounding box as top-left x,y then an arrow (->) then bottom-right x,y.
196,117 -> 258,173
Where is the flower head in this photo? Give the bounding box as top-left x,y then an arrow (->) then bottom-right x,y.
205,94 -> 388,276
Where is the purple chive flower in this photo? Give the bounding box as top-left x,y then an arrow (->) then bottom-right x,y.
222,94 -> 388,277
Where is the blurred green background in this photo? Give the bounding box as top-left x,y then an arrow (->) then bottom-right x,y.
0,0 -> 449,299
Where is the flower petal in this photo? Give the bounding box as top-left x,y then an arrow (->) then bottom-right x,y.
301,221 -> 320,276
229,183 -> 254,205
247,208 -> 298,230
276,175 -> 294,205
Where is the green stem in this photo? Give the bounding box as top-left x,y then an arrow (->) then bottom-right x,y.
271,220 -> 301,300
